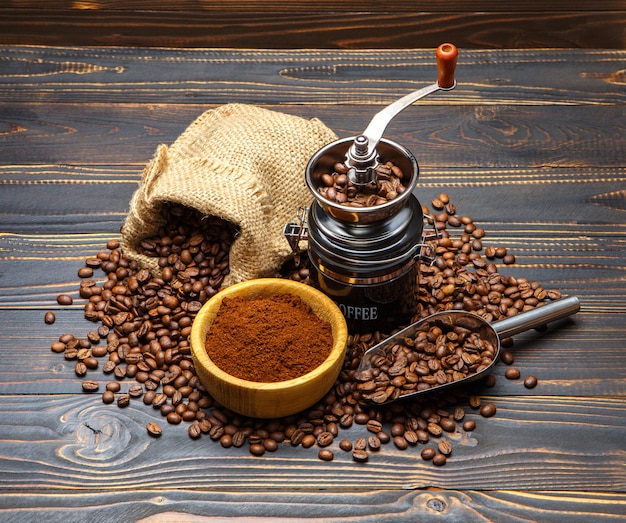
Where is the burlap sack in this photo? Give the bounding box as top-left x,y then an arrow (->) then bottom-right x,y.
121,104 -> 337,286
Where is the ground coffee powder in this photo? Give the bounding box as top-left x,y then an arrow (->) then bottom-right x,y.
204,294 -> 333,382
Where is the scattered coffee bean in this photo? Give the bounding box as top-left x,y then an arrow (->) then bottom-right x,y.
117,393 -> 130,408
480,403 -> 497,418
56,294 -> 73,306
102,390 -> 115,404
188,423 -> 202,439
438,440 -> 453,456
339,439 -> 353,452
147,421 -> 163,437
106,381 -> 121,392
318,449 -> 334,461
432,453 -> 447,466
352,449 -> 369,463
420,447 -> 436,461
462,420 -> 476,431
44,311 -> 56,324
500,351 -> 515,365
51,197 -> 565,467
524,375 -> 538,389
78,267 -> 94,278
249,443 -> 265,456
81,380 -> 99,392
263,438 -> 278,452
505,367 -> 521,380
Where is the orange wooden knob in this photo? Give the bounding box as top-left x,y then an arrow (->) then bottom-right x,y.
436,43 -> 458,89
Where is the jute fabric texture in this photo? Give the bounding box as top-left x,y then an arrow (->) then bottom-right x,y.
121,104 -> 337,286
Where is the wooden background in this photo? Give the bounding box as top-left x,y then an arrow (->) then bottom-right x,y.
1,2 -> 625,522
1,0 -> 625,49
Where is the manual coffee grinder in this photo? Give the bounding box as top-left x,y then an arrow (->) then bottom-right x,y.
285,44 -> 458,332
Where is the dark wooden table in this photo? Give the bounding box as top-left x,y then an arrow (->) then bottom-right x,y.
1,44 -> 625,521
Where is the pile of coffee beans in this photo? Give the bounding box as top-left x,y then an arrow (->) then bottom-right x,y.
316,161 -> 407,206
354,315 -> 497,404
48,194 -> 556,466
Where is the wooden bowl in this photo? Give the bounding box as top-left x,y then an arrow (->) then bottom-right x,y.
190,278 -> 348,419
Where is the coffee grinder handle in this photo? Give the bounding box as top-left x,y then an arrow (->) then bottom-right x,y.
436,43 -> 458,89
355,44 -> 458,163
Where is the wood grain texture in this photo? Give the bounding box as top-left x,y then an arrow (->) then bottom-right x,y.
0,44 -> 625,520
0,393 -> 625,492
1,1 -> 625,49
1,10 -> 625,49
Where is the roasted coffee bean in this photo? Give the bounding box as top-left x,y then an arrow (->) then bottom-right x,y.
317,432 -> 334,447
166,412 -> 182,425
367,436 -> 381,451
463,420 -> 476,431
393,436 -> 408,450
427,422 -> 443,436
56,294 -> 73,306
102,390 -> 115,404
263,438 -> 278,452
523,375 -> 538,389
81,379 -> 98,392
188,423 -> 202,439
438,440 -> 453,456
354,437 -> 367,451
249,443 -> 265,456
339,439 -> 353,451
480,403 -> 497,418
420,447 -> 436,461
78,267 -> 94,278
469,395 -> 482,409
352,449 -> 369,463
301,434 -> 316,448
44,311 -> 56,324
440,418 -> 456,433
318,449 -> 334,461
432,453 -> 447,466
49,197 -> 564,467
128,384 -> 144,397
75,362 -> 88,377
51,341 -> 66,353
505,367 -> 521,380
366,419 -> 383,433
500,351 -> 515,365
117,393 -> 130,408
483,374 -> 497,388
146,421 -> 163,437
290,428 -> 305,446
106,381 -> 121,392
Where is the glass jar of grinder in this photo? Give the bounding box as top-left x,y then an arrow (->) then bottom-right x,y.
285,44 -> 458,332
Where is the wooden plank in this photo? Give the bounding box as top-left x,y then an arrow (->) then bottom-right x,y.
1,307 -> 623,396
1,10 -> 625,49
2,488 -> 626,522
5,1 -> 626,12
1,47 -> 625,106
2,217 -> 624,304
0,393 -> 624,492
1,104 -> 625,168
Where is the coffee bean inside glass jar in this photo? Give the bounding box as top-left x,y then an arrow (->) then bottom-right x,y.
316,161 -> 407,206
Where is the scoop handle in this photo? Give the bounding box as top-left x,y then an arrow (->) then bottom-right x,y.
493,296 -> 581,339
437,43 -> 458,89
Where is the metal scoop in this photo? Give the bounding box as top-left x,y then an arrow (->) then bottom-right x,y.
355,296 -> 580,404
